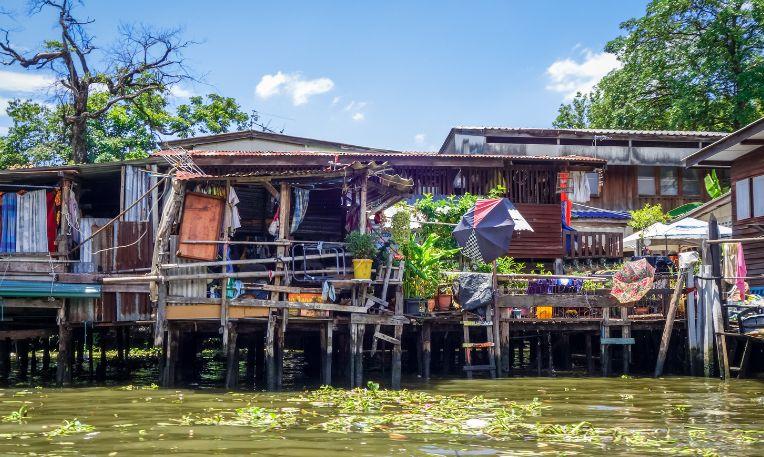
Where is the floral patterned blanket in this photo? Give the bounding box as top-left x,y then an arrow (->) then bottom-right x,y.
610,258 -> 656,304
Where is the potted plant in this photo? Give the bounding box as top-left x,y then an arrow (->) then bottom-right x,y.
345,231 -> 377,280
435,284 -> 453,311
402,233 -> 458,315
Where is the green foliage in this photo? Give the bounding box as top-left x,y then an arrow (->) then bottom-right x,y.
1,405 -> 29,424
704,169 -> 730,199
628,203 -> 669,231
45,419 -> 95,437
402,233 -> 459,298
390,207 -> 412,246
555,0 -> 764,131
0,91 -> 251,167
345,231 -> 377,259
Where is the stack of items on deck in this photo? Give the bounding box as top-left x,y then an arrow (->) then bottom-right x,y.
0,189 -> 62,253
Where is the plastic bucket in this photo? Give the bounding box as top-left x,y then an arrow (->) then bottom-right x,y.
352,258 -> 373,280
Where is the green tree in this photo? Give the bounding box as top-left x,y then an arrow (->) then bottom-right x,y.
628,203 -> 670,231
554,0 -> 764,131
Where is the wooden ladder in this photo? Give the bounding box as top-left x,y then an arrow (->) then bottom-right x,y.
462,315 -> 497,379
600,305 -> 634,376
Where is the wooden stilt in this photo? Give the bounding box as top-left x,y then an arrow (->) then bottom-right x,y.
422,322 -> 431,381
560,332 -> 570,371
355,324 -> 365,388
321,321 -> 333,386
265,312 -> 277,391
621,307 -> 631,375
255,333 -> 265,386
224,324 -> 239,390
42,337 -> 50,379
536,333 -> 542,376
30,340 -> 38,379
161,326 -> 179,387
585,333 -> 594,374
349,323 -> 357,387
441,331 -> 452,375
655,269 -> 686,377
123,327 -> 131,376
87,329 -> 94,381
98,330 -> 107,382
601,308 -> 611,377
276,317 -> 285,391
392,325 -> 402,389
56,324 -> 72,386
0,339 -> 8,382
116,327 -> 124,368
737,339 -> 752,379
500,321 -> 510,375
246,337 -> 256,387
546,332 -> 554,376
18,340 -> 29,381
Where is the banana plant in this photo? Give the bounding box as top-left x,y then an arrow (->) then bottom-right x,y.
402,233 -> 459,298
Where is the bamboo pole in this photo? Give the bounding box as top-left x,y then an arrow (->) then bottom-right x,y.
160,252 -> 350,270
654,268 -> 686,377
103,267 -> 347,284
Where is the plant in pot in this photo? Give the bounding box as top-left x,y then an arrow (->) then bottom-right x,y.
435,284 -> 453,311
345,231 -> 378,280
402,233 -> 459,315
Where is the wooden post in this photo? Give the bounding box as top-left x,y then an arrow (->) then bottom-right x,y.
320,321 -> 333,386
0,339 -> 8,382
621,307 -> 631,375
349,323 -> 357,387
56,302 -> 72,386
42,337 -> 50,378
18,341 -> 29,381
585,333 -> 594,374
710,271 -> 730,379
491,261 -> 502,377
601,308 -> 610,377
98,330 -> 107,382
221,180 -> 233,350
246,337 -> 256,387
30,340 -> 38,379
546,332 -> 554,376
422,322 -> 431,381
265,312 -> 277,391
276,317 -> 285,391
536,333 -> 542,376
161,326 -> 179,388
57,178 -> 72,257
355,324 -> 365,387
152,179 -> 185,347
392,324 -> 402,389
123,327 -> 131,376
359,172 -> 368,233
255,334 -> 265,386
224,324 -> 239,390
686,268 -> 699,375
655,268 -> 687,377
500,321 -> 510,376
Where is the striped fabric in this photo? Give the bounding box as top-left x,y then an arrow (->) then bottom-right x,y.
1,193 -> 17,253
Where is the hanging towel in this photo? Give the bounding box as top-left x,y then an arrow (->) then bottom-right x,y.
223,187 -> 242,234
290,188 -> 310,234
736,242 -> 748,299
722,243 -> 738,285
1,193 -> 16,253
570,171 -> 591,203
16,190 -> 49,253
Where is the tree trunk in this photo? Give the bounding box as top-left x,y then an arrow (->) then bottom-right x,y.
70,117 -> 88,164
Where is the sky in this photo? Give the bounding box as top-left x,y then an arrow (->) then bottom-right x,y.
0,0 -> 650,151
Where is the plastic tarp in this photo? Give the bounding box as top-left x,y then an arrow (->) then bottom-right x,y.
455,273 -> 493,314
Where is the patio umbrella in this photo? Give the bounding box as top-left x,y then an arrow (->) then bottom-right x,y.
623,217 -> 732,253
452,198 -> 533,263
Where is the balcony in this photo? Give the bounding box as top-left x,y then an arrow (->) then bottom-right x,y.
563,230 -> 623,260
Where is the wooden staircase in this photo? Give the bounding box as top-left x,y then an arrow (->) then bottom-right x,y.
462,317 -> 497,378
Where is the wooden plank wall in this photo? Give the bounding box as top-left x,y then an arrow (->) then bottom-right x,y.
508,204 -> 562,259
732,149 -> 764,286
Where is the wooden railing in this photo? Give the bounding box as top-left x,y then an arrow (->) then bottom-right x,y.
563,230 -> 623,259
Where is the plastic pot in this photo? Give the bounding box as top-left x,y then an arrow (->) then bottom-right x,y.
352,258 -> 373,280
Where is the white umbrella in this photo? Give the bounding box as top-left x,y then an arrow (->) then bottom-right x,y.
623,217 -> 731,253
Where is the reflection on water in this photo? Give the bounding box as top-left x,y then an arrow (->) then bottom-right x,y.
0,377 -> 761,456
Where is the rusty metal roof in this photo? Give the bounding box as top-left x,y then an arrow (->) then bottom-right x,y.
451,127 -> 728,138
154,149 -> 606,164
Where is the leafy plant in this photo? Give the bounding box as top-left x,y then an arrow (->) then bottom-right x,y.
390,207 -> 411,246
403,233 -> 459,298
1,405 -> 29,424
345,231 -> 377,259
628,203 -> 669,231
704,170 -> 730,199
45,419 -> 95,437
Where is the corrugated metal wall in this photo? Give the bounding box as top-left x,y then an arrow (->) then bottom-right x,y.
74,217 -> 110,273
122,165 -> 151,222
167,235 -> 207,298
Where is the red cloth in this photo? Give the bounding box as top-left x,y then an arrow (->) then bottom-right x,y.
46,190 -> 57,252
560,192 -> 572,226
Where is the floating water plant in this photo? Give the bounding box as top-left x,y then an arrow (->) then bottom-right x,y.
1,405 -> 29,423
45,419 -> 95,437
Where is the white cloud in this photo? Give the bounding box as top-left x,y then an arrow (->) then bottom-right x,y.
343,100 -> 367,112
414,133 -> 426,145
546,49 -> 620,100
331,96 -> 341,105
0,70 -> 55,93
352,112 -> 365,122
255,71 -> 335,106
169,85 -> 195,98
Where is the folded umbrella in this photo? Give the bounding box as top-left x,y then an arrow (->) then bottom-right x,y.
452,198 -> 532,264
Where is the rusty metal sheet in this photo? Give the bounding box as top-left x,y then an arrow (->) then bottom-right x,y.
114,221 -> 153,270
67,298 -> 96,323
116,292 -> 151,322
97,293 -> 117,323
177,192 -> 224,261
91,223 -> 114,273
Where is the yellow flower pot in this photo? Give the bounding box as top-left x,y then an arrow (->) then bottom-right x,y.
352,258 -> 373,280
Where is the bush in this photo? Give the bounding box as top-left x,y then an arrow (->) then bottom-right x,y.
345,231 -> 377,259
628,203 -> 669,231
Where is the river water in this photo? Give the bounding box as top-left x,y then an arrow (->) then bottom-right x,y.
0,377 -> 762,456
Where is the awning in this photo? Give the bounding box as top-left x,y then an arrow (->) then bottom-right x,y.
0,280 -> 101,298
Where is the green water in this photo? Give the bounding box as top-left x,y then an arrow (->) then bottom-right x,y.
0,377 -> 762,456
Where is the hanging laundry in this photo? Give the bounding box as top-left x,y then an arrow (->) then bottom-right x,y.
66,190 -> 81,245
290,188 -> 310,234
16,190 -> 49,253
268,206 -> 280,237
0,193 -> 15,253
722,243 -> 738,286
223,187 -> 242,234
569,171 -> 591,203
736,242 -> 748,300
46,190 -> 57,252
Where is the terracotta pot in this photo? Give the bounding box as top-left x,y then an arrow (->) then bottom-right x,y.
435,294 -> 452,311
634,306 -> 649,315
426,299 -> 436,312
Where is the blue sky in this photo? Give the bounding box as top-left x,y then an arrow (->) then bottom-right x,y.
0,0 -> 649,151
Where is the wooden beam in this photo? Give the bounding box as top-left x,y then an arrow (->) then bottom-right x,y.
231,298 -> 369,314
0,299 -> 62,309
373,331 -> 401,345
0,329 -> 55,340
498,294 -> 626,308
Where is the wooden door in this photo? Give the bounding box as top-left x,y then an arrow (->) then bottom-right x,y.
177,192 -> 225,261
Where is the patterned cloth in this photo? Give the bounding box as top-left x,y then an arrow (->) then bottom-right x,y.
610,258 -> 656,304
461,230 -> 484,263
290,188 -> 310,234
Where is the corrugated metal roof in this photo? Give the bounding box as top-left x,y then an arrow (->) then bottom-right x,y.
154,149 -> 606,163
452,127 -> 728,138
571,203 -> 631,220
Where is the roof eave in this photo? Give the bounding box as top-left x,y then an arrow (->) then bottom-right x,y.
684,117 -> 764,167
